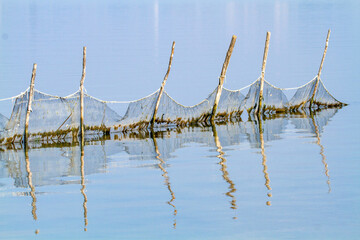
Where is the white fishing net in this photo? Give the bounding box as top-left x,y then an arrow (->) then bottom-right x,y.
113,86 -> 245,131
0,89 -> 121,144
289,77 -> 343,111
0,76 -> 344,145
240,79 -> 289,117
0,113 -> 7,131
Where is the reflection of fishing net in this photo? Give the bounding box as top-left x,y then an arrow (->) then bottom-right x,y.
291,108 -> 338,135
239,118 -> 288,148
0,107 -> 340,187
0,76 -> 345,145
0,144 -> 111,187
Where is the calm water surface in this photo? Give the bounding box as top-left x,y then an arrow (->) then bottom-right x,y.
0,0 -> 360,239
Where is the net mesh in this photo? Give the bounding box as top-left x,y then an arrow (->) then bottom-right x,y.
114,87 -> 245,131
0,90 -> 120,143
240,79 -> 288,116
0,76 -> 345,144
289,77 -> 343,110
0,113 -> 7,131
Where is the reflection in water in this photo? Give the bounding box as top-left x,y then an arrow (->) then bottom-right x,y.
212,124 -> 237,217
311,114 -> 331,193
24,146 -> 37,220
258,118 -> 272,206
291,109 -> 336,193
151,131 -> 177,229
0,108 -> 342,233
80,139 -> 88,231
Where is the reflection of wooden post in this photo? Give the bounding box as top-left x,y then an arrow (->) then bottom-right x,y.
24,63 -> 37,144
151,41 -> 175,128
212,124 -> 238,215
79,47 -> 86,139
310,29 -> 331,108
24,146 -> 37,220
150,130 -> 177,228
256,32 -> 271,117
258,117 -> 272,206
211,35 -> 237,122
80,136 -> 88,231
311,115 -> 331,193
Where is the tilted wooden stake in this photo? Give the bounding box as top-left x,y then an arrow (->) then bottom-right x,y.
150,41 -> 175,128
256,32 -> 271,117
310,29 -> 331,108
79,47 -> 86,139
24,63 -> 37,144
211,35 -> 237,122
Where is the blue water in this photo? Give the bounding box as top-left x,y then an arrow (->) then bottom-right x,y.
0,0 -> 359,239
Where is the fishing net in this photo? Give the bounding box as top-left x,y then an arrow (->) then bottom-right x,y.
0,113 -> 7,131
0,89 -> 121,144
240,79 -> 289,117
113,86 -> 245,131
115,89 -> 214,130
289,77 -> 343,111
0,76 -> 344,145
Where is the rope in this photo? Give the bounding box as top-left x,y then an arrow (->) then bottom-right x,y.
0,76 -> 341,111
238,78 -> 260,91
0,88 -> 29,102
86,88 -> 161,104
317,78 -> 341,103
264,77 -> 316,91
163,90 -> 213,109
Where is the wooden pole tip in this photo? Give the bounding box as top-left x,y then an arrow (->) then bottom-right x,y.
33,63 -> 37,69
232,35 -> 237,40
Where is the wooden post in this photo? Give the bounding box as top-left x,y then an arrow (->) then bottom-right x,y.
79,47 -> 86,139
310,29 -> 330,108
256,32 -> 271,117
24,63 -> 37,144
150,41 -> 175,128
210,35 -> 237,122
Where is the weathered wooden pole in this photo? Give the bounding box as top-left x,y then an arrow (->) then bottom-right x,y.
256,32 -> 271,117
79,47 -> 86,139
150,41 -> 175,128
210,35 -> 237,122
310,29 -> 331,108
24,63 -> 37,144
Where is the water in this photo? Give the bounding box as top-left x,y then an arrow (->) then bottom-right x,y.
0,0 -> 360,239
